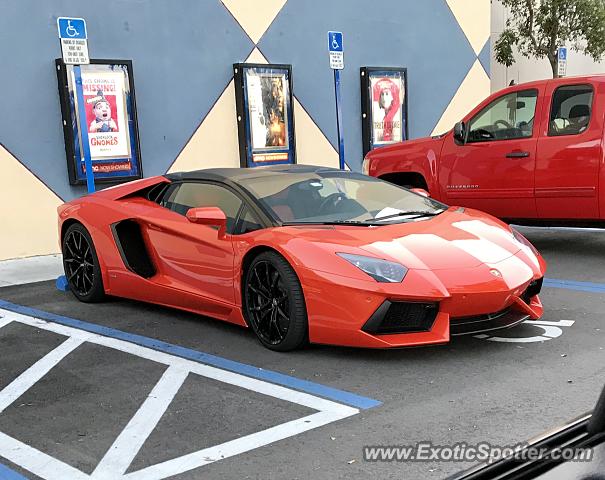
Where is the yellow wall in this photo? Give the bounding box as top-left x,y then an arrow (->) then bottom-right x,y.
0,145 -> 62,261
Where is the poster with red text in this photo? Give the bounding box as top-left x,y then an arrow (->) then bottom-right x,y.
80,71 -> 130,159
370,75 -> 405,145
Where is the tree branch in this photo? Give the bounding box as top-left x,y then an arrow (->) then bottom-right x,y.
525,0 -> 540,51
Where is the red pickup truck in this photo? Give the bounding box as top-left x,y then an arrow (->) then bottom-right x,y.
363,75 -> 605,224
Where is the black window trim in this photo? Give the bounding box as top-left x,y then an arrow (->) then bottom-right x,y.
466,88 -> 540,144
234,204 -> 265,235
156,179 -> 272,235
547,83 -> 595,137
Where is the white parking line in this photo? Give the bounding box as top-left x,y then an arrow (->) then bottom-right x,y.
0,308 -> 359,480
0,316 -> 12,330
0,337 -> 84,413
0,431 -> 89,480
91,366 -> 190,479
124,410 -> 350,480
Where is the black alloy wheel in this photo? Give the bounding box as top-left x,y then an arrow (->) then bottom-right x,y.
62,223 -> 105,302
244,251 -> 307,351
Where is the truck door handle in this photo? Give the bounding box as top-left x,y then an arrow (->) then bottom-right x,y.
505,151 -> 530,158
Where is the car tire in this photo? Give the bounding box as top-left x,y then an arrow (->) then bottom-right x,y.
62,223 -> 105,303
244,251 -> 308,352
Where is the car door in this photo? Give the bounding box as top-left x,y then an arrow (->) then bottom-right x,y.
141,181 -> 242,305
535,82 -> 600,219
439,88 -> 541,219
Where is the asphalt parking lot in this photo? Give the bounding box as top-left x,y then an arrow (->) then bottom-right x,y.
0,227 -> 604,480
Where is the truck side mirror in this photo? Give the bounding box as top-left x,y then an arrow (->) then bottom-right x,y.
453,121 -> 466,144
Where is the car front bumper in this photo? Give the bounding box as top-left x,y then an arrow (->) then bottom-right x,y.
300,257 -> 545,348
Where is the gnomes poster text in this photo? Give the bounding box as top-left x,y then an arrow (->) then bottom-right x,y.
80,71 -> 130,160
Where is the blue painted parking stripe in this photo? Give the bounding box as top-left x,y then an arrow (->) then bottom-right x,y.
0,463 -> 29,480
0,300 -> 381,410
544,278 -> 605,293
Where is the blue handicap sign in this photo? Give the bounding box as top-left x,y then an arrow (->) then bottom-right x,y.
558,47 -> 567,60
57,17 -> 87,40
328,31 -> 343,52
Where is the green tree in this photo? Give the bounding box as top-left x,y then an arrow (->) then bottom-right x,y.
494,0 -> 605,77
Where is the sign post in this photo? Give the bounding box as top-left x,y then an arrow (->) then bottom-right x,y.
328,31 -> 345,170
557,47 -> 567,77
57,16 -> 95,194
56,17 -> 92,292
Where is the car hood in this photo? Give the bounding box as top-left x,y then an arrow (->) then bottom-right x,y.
367,134 -> 445,158
275,208 -> 538,272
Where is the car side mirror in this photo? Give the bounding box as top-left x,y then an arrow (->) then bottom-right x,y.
453,121 -> 466,144
186,207 -> 227,236
410,188 -> 430,198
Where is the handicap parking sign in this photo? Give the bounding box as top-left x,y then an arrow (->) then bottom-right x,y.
557,47 -> 567,76
57,17 -> 87,39
56,17 -> 89,64
558,47 -> 567,60
327,31 -> 344,69
328,31 -> 343,52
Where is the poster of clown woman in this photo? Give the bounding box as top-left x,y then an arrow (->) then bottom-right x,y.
360,67 -> 408,157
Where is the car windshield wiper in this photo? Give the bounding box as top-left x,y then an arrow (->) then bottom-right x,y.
281,220 -> 379,226
368,210 -> 445,223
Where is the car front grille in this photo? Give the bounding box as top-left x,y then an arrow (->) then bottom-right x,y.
363,301 -> 438,335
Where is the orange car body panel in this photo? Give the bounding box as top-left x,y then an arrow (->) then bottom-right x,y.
58,175 -> 546,348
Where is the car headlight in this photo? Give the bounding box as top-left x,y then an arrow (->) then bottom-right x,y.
337,253 -> 408,282
512,228 -> 541,257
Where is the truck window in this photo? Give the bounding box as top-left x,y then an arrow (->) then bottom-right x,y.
467,89 -> 538,143
548,84 -> 594,136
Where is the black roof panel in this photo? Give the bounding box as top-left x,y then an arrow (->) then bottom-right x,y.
166,164 -> 342,183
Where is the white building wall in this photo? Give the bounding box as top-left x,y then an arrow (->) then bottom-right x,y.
491,1 -> 605,92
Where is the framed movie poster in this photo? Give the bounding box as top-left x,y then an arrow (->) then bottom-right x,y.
233,63 -> 296,167
360,67 -> 409,157
56,59 -> 142,185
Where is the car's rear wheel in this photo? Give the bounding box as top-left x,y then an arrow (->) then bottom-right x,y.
244,251 -> 308,351
62,223 -> 105,303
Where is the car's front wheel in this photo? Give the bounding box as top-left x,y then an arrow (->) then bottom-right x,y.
244,251 -> 308,351
62,223 -> 105,303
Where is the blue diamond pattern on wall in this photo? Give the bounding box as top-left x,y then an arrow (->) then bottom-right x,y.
258,0 -> 479,170
0,0 -> 253,200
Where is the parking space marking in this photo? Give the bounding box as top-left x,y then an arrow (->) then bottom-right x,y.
0,316 -> 12,330
0,462 -> 29,480
123,410 -> 350,480
0,305 -> 366,480
0,337 -> 85,413
91,366 -> 190,479
0,430 -> 90,480
0,299 -> 380,410
544,278 -> 605,293
475,319 -> 575,343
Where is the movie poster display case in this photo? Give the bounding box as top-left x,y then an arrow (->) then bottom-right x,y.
360,67 -> 409,157
56,59 -> 142,185
233,63 -> 296,168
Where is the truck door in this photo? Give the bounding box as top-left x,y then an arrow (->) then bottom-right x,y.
535,83 -> 600,219
440,88 -> 540,219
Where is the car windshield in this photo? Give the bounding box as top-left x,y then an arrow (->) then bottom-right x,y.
239,170 -> 446,224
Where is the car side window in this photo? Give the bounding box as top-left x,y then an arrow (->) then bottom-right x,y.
162,182 -> 243,234
236,207 -> 264,234
467,89 -> 538,143
548,84 -> 594,136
